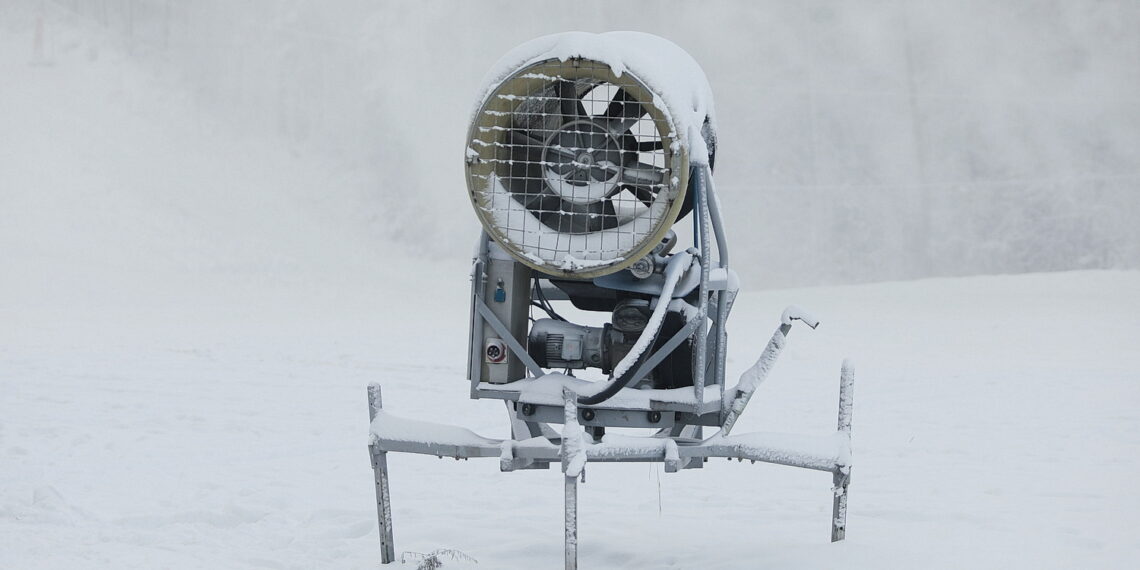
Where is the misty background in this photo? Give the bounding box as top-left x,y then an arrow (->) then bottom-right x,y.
4,4 -> 1140,567
10,0 -> 1140,289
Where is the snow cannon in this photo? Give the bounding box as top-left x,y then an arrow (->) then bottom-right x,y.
368,32 -> 855,568
463,32 -> 717,391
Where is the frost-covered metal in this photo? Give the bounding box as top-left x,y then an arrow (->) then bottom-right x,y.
369,32 -> 855,568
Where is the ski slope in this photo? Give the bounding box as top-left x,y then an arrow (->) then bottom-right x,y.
3,8 -> 1139,569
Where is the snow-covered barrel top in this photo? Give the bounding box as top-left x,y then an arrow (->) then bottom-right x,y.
464,32 -> 717,278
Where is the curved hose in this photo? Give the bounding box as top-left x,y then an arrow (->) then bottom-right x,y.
577,252 -> 694,406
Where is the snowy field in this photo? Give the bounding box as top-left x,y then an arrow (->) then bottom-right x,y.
4,5 -> 1140,569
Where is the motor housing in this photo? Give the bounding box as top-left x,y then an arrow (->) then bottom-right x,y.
526,296 -> 695,389
527,319 -> 615,372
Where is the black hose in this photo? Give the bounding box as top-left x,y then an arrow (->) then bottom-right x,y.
576,252 -> 694,406
577,325 -> 663,406
533,280 -> 567,321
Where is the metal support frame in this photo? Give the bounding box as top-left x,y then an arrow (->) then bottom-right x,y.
693,165 -> 712,411
562,389 -> 582,570
832,359 -> 855,542
467,235 -> 489,398
372,165 -> 854,565
367,384 -> 395,564
367,333 -> 855,564
704,168 -> 734,424
564,474 -> 577,570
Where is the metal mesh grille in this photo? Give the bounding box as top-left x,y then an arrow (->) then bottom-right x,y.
466,58 -> 686,277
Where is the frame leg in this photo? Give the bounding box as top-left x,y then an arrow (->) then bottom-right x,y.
561,388 -> 581,570
368,384 -> 396,563
371,445 -> 396,562
565,474 -> 578,570
831,467 -> 850,542
831,360 -> 854,542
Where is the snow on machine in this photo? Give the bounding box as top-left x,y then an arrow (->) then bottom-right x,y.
367,32 -> 854,568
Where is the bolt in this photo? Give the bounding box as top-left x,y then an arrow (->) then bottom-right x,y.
629,257 -> 654,279
521,403 -> 536,416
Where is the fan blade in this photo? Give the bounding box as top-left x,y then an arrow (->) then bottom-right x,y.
510,128 -> 575,157
534,196 -> 579,232
521,190 -> 585,230
508,129 -> 543,146
555,80 -> 586,123
528,194 -> 563,215
588,198 -> 620,232
606,183 -> 656,209
505,130 -> 546,196
509,128 -> 582,179
636,139 -> 664,152
602,88 -> 632,118
624,184 -> 657,208
619,162 -> 665,187
554,201 -> 593,234
546,143 -> 577,159
602,88 -> 646,134
531,197 -> 620,234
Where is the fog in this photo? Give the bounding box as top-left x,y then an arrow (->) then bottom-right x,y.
27,0 -> 1140,288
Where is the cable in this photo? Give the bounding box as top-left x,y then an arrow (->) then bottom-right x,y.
578,252 -> 694,406
530,302 -> 559,320
533,280 -> 568,322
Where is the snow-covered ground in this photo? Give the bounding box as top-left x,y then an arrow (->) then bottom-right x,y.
3,7 -> 1140,569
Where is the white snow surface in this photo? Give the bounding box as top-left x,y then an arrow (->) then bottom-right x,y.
370,411 -> 499,449
4,9 -> 1140,570
472,31 -> 716,164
